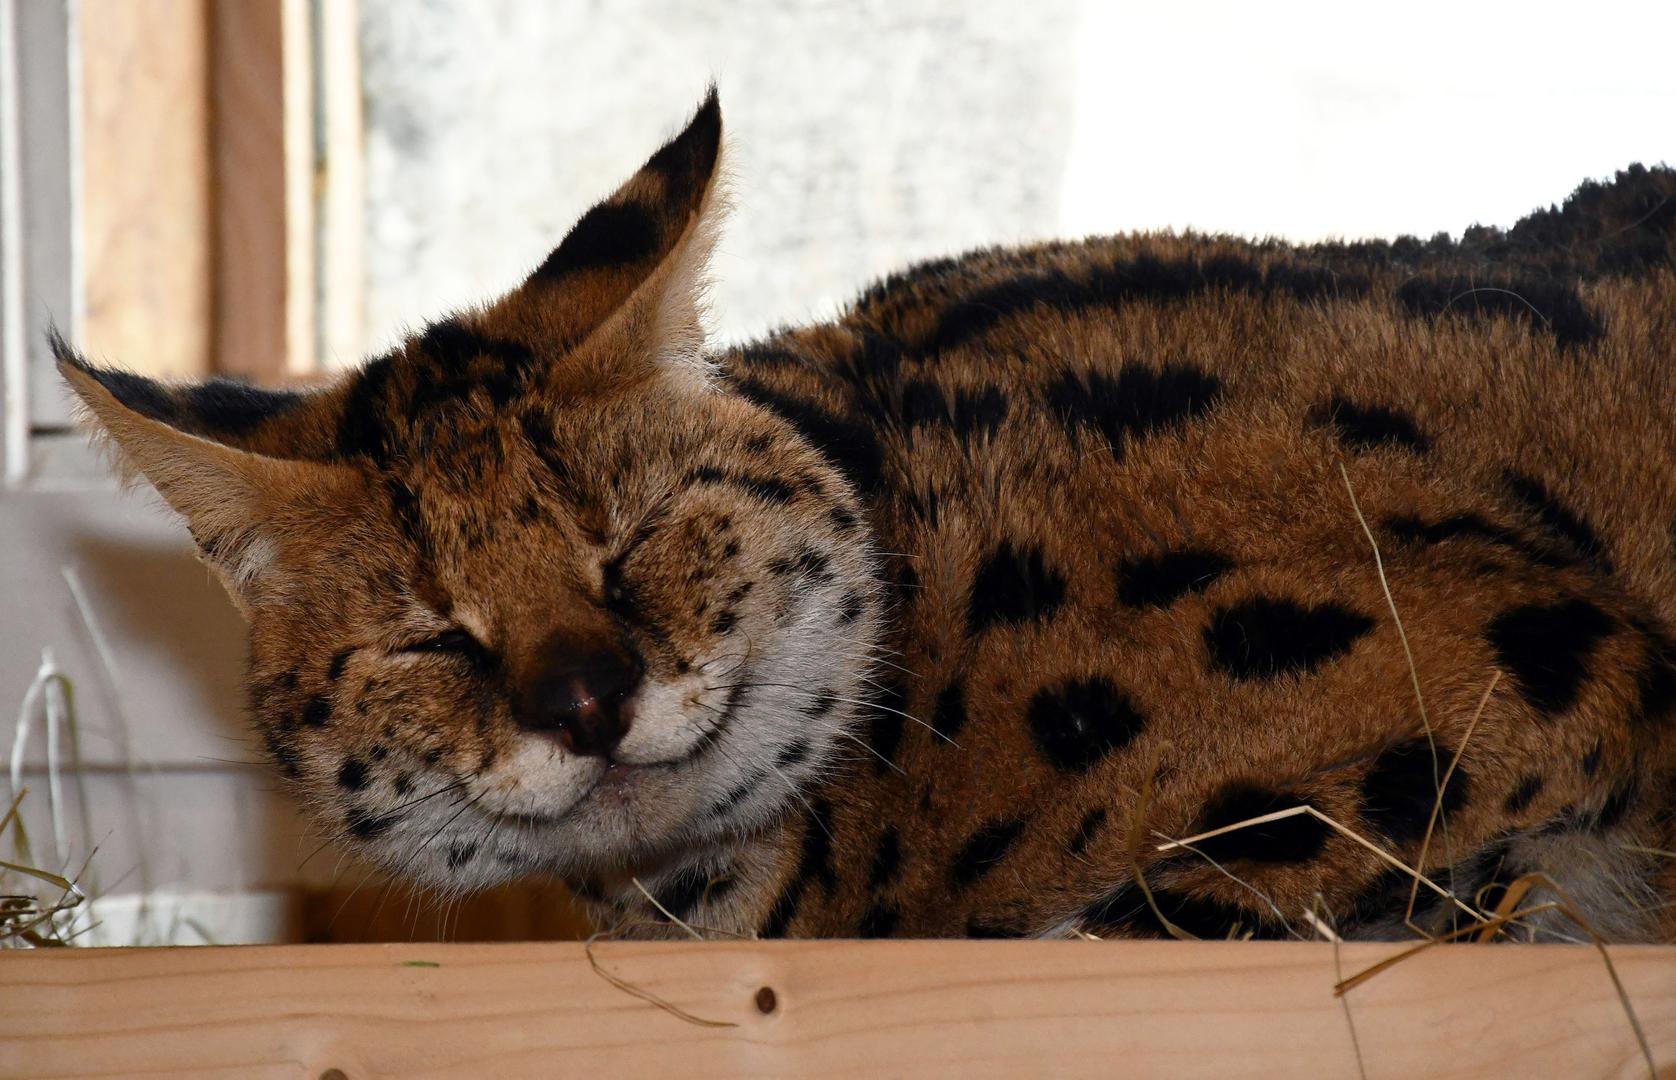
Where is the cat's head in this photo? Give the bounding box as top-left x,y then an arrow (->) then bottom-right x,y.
58,90 -> 884,889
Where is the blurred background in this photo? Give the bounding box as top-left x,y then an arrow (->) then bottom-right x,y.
2,0 -> 1673,946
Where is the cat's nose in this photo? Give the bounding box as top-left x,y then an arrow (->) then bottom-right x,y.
521,640 -> 644,757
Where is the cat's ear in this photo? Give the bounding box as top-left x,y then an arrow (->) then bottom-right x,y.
494,86 -> 727,384
56,336 -> 368,614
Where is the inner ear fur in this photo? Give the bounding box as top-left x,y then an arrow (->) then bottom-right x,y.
59,352 -> 369,611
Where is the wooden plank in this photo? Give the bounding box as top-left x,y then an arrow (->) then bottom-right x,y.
209,0 -> 312,381
316,0 -> 364,370
3,941 -> 1673,1077
78,0 -> 213,380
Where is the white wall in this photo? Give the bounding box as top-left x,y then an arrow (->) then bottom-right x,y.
355,0 -> 1676,363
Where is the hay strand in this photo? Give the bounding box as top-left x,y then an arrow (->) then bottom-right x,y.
583,933 -> 738,1029
1406,671 -> 1500,932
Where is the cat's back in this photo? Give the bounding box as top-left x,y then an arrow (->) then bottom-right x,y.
718,164 -> 1676,941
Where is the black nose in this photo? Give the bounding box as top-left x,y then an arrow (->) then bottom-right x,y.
522,642 -> 644,757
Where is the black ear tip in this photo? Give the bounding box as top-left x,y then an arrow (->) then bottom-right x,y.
686,81 -> 723,150
46,324 -> 86,372
642,84 -> 724,194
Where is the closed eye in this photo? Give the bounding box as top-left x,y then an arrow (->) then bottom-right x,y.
601,558 -> 639,618
400,628 -> 498,672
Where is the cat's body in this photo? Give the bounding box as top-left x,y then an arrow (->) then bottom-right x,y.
61,93 -> 1676,942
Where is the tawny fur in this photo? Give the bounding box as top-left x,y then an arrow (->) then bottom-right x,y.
60,90 -> 1676,943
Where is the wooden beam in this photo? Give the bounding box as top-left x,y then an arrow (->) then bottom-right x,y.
316,0 -> 364,370
209,0 -> 313,380
4,941 -> 1673,1077
78,0 -> 213,380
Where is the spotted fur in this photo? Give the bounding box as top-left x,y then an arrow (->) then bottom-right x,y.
60,91 -> 1676,943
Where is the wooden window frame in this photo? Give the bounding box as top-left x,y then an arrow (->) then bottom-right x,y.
2,0 -> 359,490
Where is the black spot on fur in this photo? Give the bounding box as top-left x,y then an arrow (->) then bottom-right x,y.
301,696 -> 332,728
346,808 -> 394,840
1487,598 -> 1615,716
1582,738 -> 1603,777
446,843 -> 478,871
735,345 -> 803,371
1205,598 -> 1375,680
1360,739 -> 1469,846
385,480 -> 426,548
1634,625 -> 1676,729
1068,807 -> 1108,857
793,547 -> 831,580
932,681 -> 968,740
1193,784 -> 1327,863
805,689 -> 838,719
1590,779 -> 1637,832
951,817 -> 1027,887
759,798 -> 836,938
406,319 -> 539,412
952,385 -> 1009,441
1117,547 -> 1234,608
868,827 -> 902,890
1505,774 -> 1545,815
732,377 -> 885,494
929,270 -> 1085,351
1043,363 -> 1222,460
925,252 -> 1367,352
710,777 -> 758,818
336,758 -> 369,792
1396,274 -> 1603,348
858,904 -> 900,938
1503,471 -> 1612,570
1084,884 -> 1280,940
969,542 -> 1067,632
801,799 -> 838,893
898,377 -> 950,429
531,202 -> 662,282
335,353 -> 395,462
1306,397 -> 1431,454
837,591 -> 866,624
710,608 -> 738,636
776,740 -> 811,769
263,732 -> 300,779
327,650 -> 353,681
1384,512 -> 1576,570
687,465 -> 796,504
654,865 -> 712,921
829,505 -> 860,531
867,698 -> 905,775
515,495 -> 544,525
1027,678 -> 1147,772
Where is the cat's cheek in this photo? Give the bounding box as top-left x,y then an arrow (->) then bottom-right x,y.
470,739 -> 609,821
611,677 -> 722,766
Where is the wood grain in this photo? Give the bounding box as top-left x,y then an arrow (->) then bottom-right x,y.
4,941 -> 1673,1078
78,0 -> 213,380
209,0 -> 311,381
